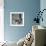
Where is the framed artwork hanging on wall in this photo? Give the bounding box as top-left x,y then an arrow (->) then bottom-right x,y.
10,12 -> 24,26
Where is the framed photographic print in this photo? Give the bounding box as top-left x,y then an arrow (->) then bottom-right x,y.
10,12 -> 24,26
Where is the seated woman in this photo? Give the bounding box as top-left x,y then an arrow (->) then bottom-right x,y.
17,32 -> 34,46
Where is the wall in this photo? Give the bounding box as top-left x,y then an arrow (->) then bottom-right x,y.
40,0 -> 46,27
0,0 -> 4,42
4,0 -> 40,42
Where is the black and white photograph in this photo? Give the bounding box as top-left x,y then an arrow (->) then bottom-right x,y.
10,12 -> 24,26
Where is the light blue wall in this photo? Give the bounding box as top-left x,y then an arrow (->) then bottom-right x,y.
40,0 -> 46,27
4,0 -> 40,42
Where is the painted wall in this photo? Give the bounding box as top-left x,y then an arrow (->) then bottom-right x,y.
4,0 -> 40,42
40,0 -> 46,27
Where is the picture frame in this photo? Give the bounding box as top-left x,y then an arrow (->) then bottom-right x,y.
10,12 -> 24,26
